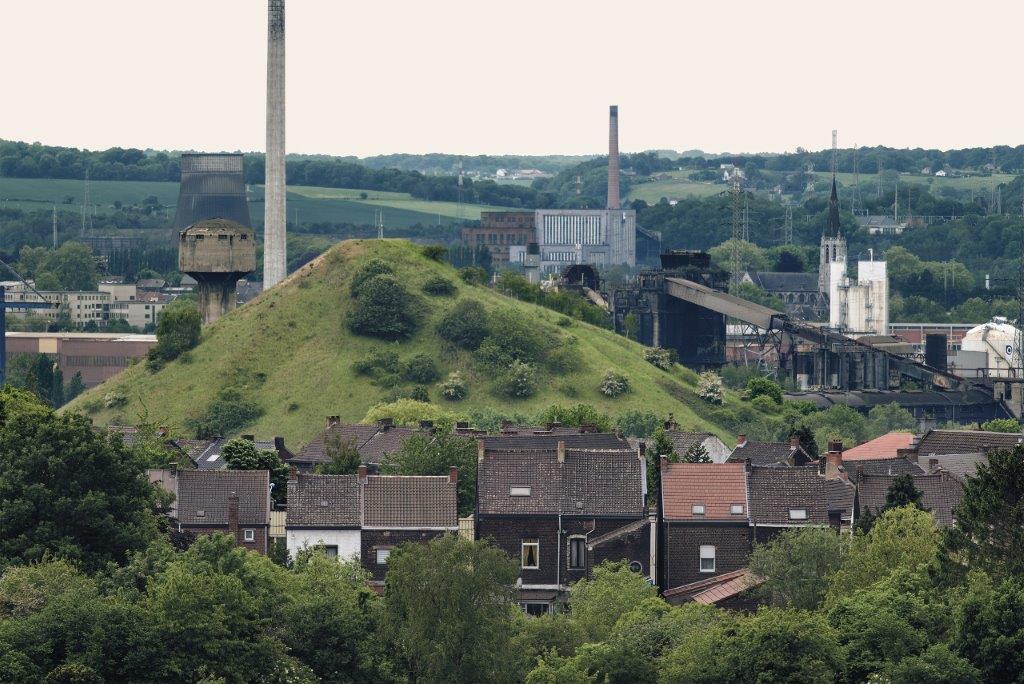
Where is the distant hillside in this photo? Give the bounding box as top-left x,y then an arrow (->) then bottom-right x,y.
66,239 -> 760,450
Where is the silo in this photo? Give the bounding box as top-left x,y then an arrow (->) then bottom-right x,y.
179,219 -> 257,324
173,153 -> 252,231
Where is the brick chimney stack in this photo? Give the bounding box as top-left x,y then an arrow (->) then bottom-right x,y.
449,466 -> 458,484
557,440 -> 566,464
228,494 -> 240,545
825,440 -> 845,480
357,464 -> 368,484
607,105 -> 620,210
736,434 -> 748,448
477,438 -> 485,463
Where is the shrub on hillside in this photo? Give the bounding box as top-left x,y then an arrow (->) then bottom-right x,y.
408,386 -> 431,403
437,299 -> 489,350
599,370 -> 630,398
441,372 -> 467,401
350,258 -> 394,297
616,410 -> 661,438
352,349 -> 401,376
500,361 -> 537,398
422,275 -> 456,296
421,245 -> 447,262
459,266 -> 487,285
745,376 -> 783,404
477,309 -> 548,367
146,300 -> 201,371
346,275 -> 421,340
535,404 -> 614,432
644,347 -> 676,371
363,399 -> 457,427
402,354 -> 440,384
186,387 -> 263,439
697,371 -> 724,404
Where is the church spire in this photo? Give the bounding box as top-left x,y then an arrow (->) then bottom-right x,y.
826,175 -> 841,237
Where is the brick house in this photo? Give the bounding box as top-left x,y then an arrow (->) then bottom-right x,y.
855,470 -> 964,528
476,440 -> 651,614
286,467 -> 458,587
175,470 -> 271,554
660,461 -> 752,591
287,417 -> 421,471
662,430 -> 733,463
728,434 -> 814,466
747,465 -> 833,544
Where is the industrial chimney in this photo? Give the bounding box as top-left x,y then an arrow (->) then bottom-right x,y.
607,105 -> 620,210
263,0 -> 287,290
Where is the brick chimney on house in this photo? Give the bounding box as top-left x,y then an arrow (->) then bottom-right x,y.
357,464 -> 368,484
790,435 -> 801,450
557,440 -> 566,464
735,434 -> 748,448
607,105 -> 620,210
228,494 -> 240,545
377,417 -> 394,430
477,438 -> 485,462
448,466 -> 458,484
824,440 -> 845,480
326,415 -> 341,428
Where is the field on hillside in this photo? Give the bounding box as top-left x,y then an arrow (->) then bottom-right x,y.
66,239 -> 760,450
811,171 -> 1017,193
0,177 -> 507,228
627,171 -> 724,203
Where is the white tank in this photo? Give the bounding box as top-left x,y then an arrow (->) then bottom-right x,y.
961,317 -> 1021,376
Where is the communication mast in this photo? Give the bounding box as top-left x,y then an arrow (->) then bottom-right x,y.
52,205 -> 57,248
852,144 -> 862,215
783,203 -> 794,244
729,177 -> 743,288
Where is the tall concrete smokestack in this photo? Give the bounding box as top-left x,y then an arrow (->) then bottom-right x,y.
263,0 -> 287,290
607,105 -> 620,210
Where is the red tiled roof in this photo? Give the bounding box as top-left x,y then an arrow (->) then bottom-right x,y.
843,432 -> 915,460
661,462 -> 748,521
663,568 -> 764,604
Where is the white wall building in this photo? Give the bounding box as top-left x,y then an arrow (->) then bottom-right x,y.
830,255 -> 889,336
285,528 -> 361,562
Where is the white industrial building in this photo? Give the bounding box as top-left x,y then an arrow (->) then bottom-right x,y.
829,254 -> 889,336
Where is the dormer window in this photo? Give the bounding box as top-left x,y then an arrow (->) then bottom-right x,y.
319,500 -> 330,507
788,508 -> 808,520
510,486 -> 531,497
196,510 -> 205,518
730,504 -> 744,515
692,504 -> 705,516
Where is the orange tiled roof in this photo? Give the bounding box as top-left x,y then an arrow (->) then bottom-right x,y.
843,432 -> 915,461
661,462 -> 748,521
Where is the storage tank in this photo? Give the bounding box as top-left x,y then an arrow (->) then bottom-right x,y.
179,218 -> 256,324
961,317 -> 1021,377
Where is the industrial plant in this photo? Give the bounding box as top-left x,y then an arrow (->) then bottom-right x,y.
178,218 -> 256,324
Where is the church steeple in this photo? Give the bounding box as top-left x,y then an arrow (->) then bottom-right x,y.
826,175 -> 841,237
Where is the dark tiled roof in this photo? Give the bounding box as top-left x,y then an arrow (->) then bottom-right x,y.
728,441 -> 799,466
287,474 -> 361,527
363,476 -> 457,528
748,466 -> 829,526
915,429 -> 1022,456
920,452 -> 986,482
748,271 -> 819,293
192,438 -> 229,471
824,478 -> 855,520
856,473 -> 964,527
176,470 -> 270,526
588,518 -> 649,547
175,438 -> 216,461
295,423 -> 417,464
664,431 -> 717,454
851,457 -> 924,477
480,432 -> 629,451
478,448 -> 643,517
661,462 -> 748,521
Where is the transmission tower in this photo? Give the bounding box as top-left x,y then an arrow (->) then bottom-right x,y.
831,129 -> 838,175
783,203 -> 794,244
742,192 -> 751,241
852,144 -> 862,215
52,205 -> 57,248
729,178 -> 743,288
456,161 -> 464,225
80,168 -> 90,238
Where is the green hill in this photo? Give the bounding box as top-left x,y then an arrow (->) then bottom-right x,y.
67,239 -> 753,450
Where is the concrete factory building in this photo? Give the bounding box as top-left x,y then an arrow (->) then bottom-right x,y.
179,219 -> 256,324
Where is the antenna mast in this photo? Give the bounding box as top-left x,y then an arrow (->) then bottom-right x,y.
729,177 -> 743,289
831,129 -> 838,176
852,144 -> 862,215
52,205 -> 57,248
783,203 -> 794,244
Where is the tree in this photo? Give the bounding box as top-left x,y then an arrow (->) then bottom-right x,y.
954,572 -> 1024,682
884,644 -> 981,684
64,371 -> 85,403
681,443 -> 711,463
708,238 -> 770,273
946,446 -> 1024,577
315,434 -> 362,475
790,425 -> 819,459
980,418 -> 1020,433
0,388 -> 159,571
383,536 -> 518,683
748,527 -> 845,610
346,274 -> 421,340
437,299 -> 490,350
148,299 -> 200,368
723,608 -> 845,683
568,561 -> 658,642
615,411 -> 660,438
866,402 -> 916,437
382,432 -> 476,516
222,438 -> 289,505
746,376 -> 783,404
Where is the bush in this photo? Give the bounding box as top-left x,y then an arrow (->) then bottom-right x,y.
103,391 -> 128,409
535,404 -> 614,432
186,387 -> 263,438
437,299 -> 490,350
147,299 -> 201,371
644,347 -> 675,371
346,275 -> 421,340
459,266 -> 487,285
697,371 -> 724,404
599,370 -> 630,397
476,309 -> 548,367
421,245 -> 447,262
746,376 -> 783,404
616,410 -> 660,438
441,372 -> 468,401
352,349 -> 401,376
408,386 -> 430,403
422,275 -> 456,296
500,361 -> 537,398
362,399 -> 457,427
402,354 -> 440,384
980,417 -> 1020,433
349,258 -> 394,297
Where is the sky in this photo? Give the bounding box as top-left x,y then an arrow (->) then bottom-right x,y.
2,0 -> 1021,158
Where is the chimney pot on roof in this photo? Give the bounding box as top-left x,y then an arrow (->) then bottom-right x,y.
378,417 -> 394,430
274,436 -> 285,451
790,434 -> 801,449
557,440 -> 566,463
744,457 -> 752,473
326,415 -> 341,428
579,423 -> 598,434
477,438 -> 485,462
824,444 -> 844,479
638,442 -> 647,457
547,421 -> 562,430
227,494 -> 240,544
501,420 -> 513,429
449,466 -> 458,484
456,421 -> 469,430
357,464 -> 368,484
660,455 -> 668,471
242,434 -> 254,442
928,457 -> 939,472
288,464 -> 298,481
419,420 -> 434,431
736,434 -> 748,448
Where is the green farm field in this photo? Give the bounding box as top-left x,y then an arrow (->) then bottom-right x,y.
627,170 -> 724,203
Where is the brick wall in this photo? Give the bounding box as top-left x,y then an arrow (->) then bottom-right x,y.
182,524 -> 268,555
361,529 -> 449,582
477,515 -> 649,586
662,522 -> 751,589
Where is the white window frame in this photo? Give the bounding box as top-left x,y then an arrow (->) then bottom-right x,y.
243,529 -> 255,542
788,508 -> 808,520
699,545 -> 716,573
568,536 -> 586,570
376,548 -> 392,565
323,545 -> 339,559
730,504 -> 744,515
510,486 -> 532,497
521,540 -> 540,569
692,503 -> 706,516
519,601 -> 550,616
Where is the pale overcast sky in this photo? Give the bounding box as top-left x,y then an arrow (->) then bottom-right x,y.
2,0 -> 1019,157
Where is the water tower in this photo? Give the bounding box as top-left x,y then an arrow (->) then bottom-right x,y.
179,218 -> 256,324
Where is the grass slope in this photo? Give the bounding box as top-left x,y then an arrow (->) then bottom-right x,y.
67,239 -> 748,450
627,171 -> 724,203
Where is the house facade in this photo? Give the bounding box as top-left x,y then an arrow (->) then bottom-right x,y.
175,470 -> 271,554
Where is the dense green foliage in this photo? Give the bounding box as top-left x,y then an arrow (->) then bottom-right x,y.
221,438 -> 290,505
147,299 -> 201,370
185,387 -> 264,439
346,274 -> 422,340
382,431 -> 477,516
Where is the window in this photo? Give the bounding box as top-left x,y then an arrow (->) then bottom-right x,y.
788,508 -> 808,520
196,509 -> 205,518
510,486 -> 532,497
521,540 -> 540,569
376,548 -> 392,565
323,545 -> 339,559
243,529 -> 255,542
691,504 -> 706,516
519,601 -> 550,617
730,504 -> 744,515
568,537 -> 586,570
699,545 -> 716,573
